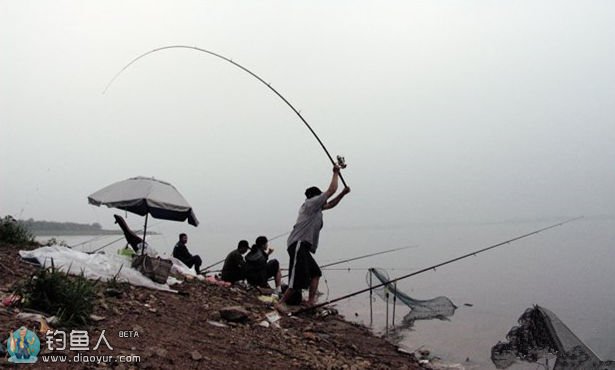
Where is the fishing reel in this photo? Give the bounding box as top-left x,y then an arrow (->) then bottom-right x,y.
336,155 -> 347,169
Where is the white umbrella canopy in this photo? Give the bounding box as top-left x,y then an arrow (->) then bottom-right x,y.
88,176 -> 199,234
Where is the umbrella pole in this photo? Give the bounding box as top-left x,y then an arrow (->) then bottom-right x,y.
142,212 -> 149,255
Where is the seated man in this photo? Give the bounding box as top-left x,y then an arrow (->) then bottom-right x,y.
244,236 -> 282,293
220,240 -> 250,283
172,233 -> 203,274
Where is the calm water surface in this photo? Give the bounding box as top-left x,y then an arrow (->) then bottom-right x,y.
43,218 -> 615,369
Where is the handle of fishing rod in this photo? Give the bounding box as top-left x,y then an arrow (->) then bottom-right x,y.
333,155 -> 348,188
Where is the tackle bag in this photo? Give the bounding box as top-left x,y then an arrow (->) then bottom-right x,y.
131,255 -> 173,284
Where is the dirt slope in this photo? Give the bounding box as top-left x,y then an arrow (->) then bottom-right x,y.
0,242 -> 424,369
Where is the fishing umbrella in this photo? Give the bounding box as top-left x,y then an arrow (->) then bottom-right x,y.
87,176 -> 199,247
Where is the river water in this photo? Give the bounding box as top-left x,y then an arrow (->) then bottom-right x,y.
40,217 -> 614,369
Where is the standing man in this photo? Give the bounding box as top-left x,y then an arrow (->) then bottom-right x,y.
172,233 -> 203,275
277,165 -> 350,311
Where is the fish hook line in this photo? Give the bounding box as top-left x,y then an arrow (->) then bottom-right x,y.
294,216 -> 583,315
103,45 -> 347,187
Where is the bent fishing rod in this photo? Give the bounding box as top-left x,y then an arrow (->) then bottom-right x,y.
294,216 -> 582,315
103,45 -> 347,187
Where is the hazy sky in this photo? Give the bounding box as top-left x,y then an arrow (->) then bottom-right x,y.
2,1 -> 614,235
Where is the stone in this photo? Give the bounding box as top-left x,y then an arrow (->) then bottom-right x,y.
219,306 -> 250,322
207,320 -> 228,328
191,350 -> 203,361
133,325 -> 145,335
157,348 -> 168,358
303,332 -> 318,341
105,288 -> 123,298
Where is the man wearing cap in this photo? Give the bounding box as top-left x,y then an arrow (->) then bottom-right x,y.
277,165 -> 350,311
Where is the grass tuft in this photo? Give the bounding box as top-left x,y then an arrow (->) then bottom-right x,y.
0,216 -> 34,245
17,261 -> 98,327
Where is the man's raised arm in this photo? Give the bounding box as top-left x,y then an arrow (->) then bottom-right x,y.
323,165 -> 341,198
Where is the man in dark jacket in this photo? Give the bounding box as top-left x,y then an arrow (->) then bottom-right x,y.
244,236 -> 282,292
221,240 -> 250,283
172,233 -> 203,274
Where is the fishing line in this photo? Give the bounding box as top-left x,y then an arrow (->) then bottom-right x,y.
318,267 -> 418,272
269,231 -> 291,242
319,245 -> 417,269
210,243 -> 415,274
294,216 -> 583,315
69,234 -> 116,249
275,245 -> 417,280
103,45 -> 348,187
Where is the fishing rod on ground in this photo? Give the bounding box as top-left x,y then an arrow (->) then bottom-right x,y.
293,216 -> 583,315
203,230 -> 292,272
104,45 -> 349,187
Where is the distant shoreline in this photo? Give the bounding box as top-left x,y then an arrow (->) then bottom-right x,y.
18,218 -> 158,237
31,230 -> 124,236
32,230 -> 159,236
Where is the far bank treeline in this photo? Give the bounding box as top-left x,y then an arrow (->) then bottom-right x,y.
18,218 -> 122,236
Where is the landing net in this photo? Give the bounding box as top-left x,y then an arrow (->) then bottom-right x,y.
367,268 -> 457,325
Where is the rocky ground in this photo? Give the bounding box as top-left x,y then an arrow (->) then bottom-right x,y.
0,242 -> 427,369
